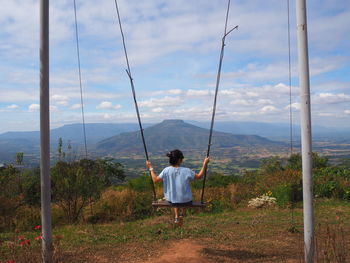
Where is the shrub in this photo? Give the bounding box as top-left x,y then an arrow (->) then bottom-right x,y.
271,183 -> 302,207
314,166 -> 350,199
51,159 -> 125,223
127,175 -> 156,192
21,168 -> 41,207
89,188 -> 154,223
248,194 -> 276,209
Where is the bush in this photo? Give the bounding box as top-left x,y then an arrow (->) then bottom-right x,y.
127,175 -> 156,192
51,159 -> 125,223
271,183 -> 302,207
90,188 -> 154,223
21,168 -> 41,207
314,166 -> 350,199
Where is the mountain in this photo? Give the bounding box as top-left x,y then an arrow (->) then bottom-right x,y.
1,120 -> 348,164
187,121 -> 300,140
0,123 -> 150,163
95,119 -> 283,155
0,123 -> 151,145
187,121 -> 350,142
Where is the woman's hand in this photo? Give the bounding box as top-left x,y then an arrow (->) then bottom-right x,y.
146,160 -> 153,169
203,157 -> 210,166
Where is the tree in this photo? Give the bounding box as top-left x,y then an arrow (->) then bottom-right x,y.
51,158 -> 124,223
21,167 -> 41,206
287,153 -> 329,171
0,165 -> 23,230
57,137 -> 65,161
16,152 -> 24,166
15,152 -> 24,193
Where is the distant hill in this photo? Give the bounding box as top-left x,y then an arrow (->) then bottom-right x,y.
187,121 -> 350,141
0,120 -> 348,163
0,123 -> 149,163
0,123 -> 150,144
95,119 -> 282,155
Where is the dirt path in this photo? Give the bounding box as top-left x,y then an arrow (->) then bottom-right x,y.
143,239 -> 215,263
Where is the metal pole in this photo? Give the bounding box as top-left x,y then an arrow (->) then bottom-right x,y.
295,0 -> 314,262
40,0 -> 52,262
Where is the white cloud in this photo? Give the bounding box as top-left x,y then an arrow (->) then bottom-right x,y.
7,104 -> 19,109
51,94 -> 69,101
246,92 -> 259,98
28,104 -> 40,112
318,113 -> 335,117
186,89 -> 212,97
220,89 -> 241,97
226,111 -> 256,117
0,89 -> 37,102
259,105 -> 279,114
345,110 -> 350,115
168,89 -> 183,95
96,101 -> 122,110
231,99 -> 273,106
103,113 -> 113,120
152,107 -> 164,113
56,100 -> 69,107
139,96 -> 183,108
285,102 -> 301,110
314,93 -> 350,104
50,106 -> 58,112
71,104 -> 82,110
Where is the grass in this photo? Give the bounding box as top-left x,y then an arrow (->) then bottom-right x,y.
1,198 -> 350,262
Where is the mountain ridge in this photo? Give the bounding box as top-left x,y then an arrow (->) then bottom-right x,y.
95,119 -> 283,156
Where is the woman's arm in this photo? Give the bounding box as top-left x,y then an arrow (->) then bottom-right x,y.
195,157 -> 210,179
146,160 -> 162,183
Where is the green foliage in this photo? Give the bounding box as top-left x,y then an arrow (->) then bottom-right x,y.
21,168 -> 41,207
314,166 -> 350,199
207,199 -> 225,213
191,173 -> 240,189
133,193 -> 153,219
339,158 -> 350,168
0,165 -> 23,230
260,156 -> 284,174
271,183 -> 302,207
287,152 -> 329,171
16,152 -> 24,165
0,165 -> 21,198
127,175 -> 154,192
51,159 -> 125,223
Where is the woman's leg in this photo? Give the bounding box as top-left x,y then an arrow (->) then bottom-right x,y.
173,207 -> 179,219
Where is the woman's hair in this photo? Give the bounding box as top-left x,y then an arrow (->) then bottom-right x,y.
166,149 -> 184,165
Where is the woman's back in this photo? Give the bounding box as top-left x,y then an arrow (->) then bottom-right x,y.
159,166 -> 195,203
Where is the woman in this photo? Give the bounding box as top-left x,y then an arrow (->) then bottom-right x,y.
146,149 -> 210,224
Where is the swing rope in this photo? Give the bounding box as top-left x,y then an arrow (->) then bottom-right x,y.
287,0 -> 293,156
286,0 -> 296,230
113,0 -> 237,204
73,0 -> 88,158
200,0 -> 238,203
113,0 -> 156,201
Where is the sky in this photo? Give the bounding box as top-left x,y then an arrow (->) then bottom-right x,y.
0,0 -> 349,134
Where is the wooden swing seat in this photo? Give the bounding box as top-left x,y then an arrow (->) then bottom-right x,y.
152,200 -> 206,208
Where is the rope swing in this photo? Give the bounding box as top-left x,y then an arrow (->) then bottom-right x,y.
200,0 -> 238,203
73,0 -> 88,158
113,0 -> 237,206
113,0 -> 157,200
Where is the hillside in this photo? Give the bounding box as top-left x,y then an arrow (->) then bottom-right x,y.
0,123 -> 148,162
95,119 -> 282,155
